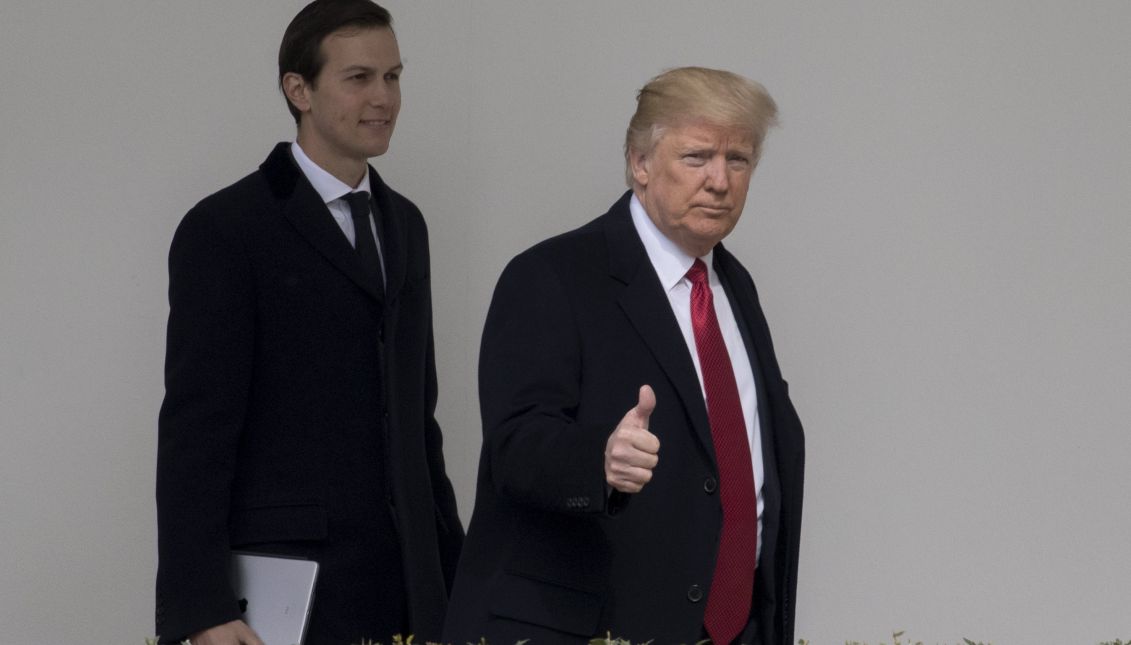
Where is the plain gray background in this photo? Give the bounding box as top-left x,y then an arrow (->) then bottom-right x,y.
2,1 -> 1128,643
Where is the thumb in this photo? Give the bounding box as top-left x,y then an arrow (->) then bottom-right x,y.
633,384 -> 656,427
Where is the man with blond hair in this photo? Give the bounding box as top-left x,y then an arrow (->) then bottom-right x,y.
444,67 -> 805,644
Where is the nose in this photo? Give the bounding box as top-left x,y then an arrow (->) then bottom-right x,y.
368,80 -> 390,107
704,157 -> 729,193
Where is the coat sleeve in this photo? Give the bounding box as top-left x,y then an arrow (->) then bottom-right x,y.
155,202 -> 252,641
477,250 -> 612,515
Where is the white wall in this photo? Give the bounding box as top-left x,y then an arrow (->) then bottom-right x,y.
2,1 -> 1128,643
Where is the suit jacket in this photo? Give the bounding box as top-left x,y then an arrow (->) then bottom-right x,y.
443,192 -> 804,644
156,143 -> 463,643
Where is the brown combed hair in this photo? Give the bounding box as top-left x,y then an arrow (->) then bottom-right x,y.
278,0 -> 393,124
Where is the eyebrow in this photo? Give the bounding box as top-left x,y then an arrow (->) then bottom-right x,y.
679,143 -> 716,153
339,63 -> 404,75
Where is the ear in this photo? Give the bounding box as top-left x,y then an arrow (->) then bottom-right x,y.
282,72 -> 312,115
628,146 -> 651,188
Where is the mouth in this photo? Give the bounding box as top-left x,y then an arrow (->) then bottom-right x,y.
695,205 -> 731,215
360,118 -> 391,128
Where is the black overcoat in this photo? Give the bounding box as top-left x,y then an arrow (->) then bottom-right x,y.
444,192 -> 804,645
156,143 -> 463,643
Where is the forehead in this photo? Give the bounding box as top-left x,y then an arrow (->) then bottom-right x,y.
659,121 -> 754,150
320,26 -> 400,66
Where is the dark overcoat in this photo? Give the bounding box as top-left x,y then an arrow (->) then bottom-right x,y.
156,143 -> 463,644
444,192 -> 804,644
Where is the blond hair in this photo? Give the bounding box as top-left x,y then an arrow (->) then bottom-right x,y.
624,66 -> 778,186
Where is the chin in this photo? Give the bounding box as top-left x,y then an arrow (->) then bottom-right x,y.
689,226 -> 731,247
361,143 -> 390,158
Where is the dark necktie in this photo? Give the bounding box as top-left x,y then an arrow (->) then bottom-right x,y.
343,191 -> 384,293
687,258 -> 758,645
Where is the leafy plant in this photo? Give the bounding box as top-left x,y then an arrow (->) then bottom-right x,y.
799,630 -> 989,645
146,631 -> 1131,645
798,630 -> 993,645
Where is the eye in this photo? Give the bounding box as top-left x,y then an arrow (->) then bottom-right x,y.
385,71 -> 401,82
727,155 -> 751,167
350,72 -> 370,81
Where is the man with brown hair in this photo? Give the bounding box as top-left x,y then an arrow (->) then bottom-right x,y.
156,2 -> 462,643
445,67 -> 805,645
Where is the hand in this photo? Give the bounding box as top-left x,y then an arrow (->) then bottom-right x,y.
188,620 -> 264,645
604,385 -> 660,493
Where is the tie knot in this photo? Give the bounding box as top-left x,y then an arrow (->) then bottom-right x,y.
687,258 -> 709,287
344,191 -> 371,221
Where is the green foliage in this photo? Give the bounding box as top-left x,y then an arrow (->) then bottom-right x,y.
800,630 -> 1127,645
147,631 -> 1131,645
827,630 -> 985,645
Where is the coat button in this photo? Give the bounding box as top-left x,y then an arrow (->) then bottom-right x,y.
687,584 -> 703,602
703,476 -> 717,494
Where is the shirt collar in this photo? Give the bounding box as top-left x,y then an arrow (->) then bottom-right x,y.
290,141 -> 372,204
628,192 -> 715,291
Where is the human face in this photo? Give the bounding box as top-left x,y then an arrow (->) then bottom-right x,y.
630,122 -> 757,258
284,27 -> 402,186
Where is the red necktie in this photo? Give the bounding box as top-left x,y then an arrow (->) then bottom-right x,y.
688,259 -> 758,645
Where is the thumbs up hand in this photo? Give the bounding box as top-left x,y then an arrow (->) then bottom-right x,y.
604,385 -> 660,494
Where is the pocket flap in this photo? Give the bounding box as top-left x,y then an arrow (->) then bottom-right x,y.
489,571 -> 602,636
229,502 -> 328,546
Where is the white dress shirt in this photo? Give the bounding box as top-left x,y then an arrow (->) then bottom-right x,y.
629,193 -> 765,559
291,141 -> 386,283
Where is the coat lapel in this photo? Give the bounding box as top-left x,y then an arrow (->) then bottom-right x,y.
369,167 -> 407,305
604,193 -> 717,462
715,245 -> 805,488
714,247 -> 790,428
261,143 -> 384,303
